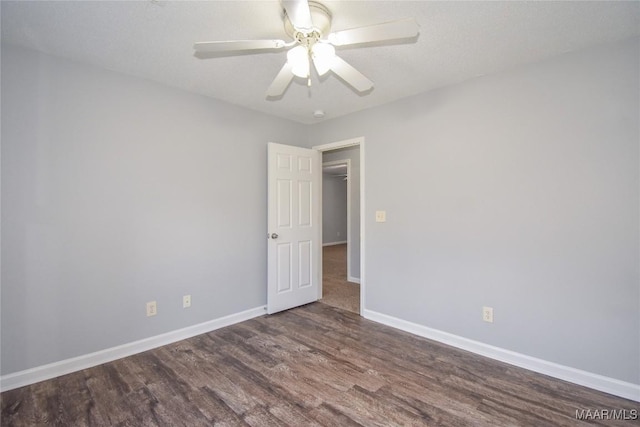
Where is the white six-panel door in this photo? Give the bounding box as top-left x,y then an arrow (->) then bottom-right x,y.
267,142 -> 321,314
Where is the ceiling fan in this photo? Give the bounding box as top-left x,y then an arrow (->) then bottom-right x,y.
193,0 -> 419,98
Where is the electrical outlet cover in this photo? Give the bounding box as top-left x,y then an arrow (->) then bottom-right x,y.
146,301 -> 157,317
482,306 -> 493,323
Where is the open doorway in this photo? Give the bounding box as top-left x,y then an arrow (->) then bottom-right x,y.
315,139 -> 363,315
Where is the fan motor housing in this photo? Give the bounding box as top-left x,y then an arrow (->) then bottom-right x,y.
284,1 -> 332,38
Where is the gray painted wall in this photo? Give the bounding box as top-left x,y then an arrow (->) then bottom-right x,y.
2,37 -> 638,387
322,171 -> 347,245
306,38 -> 640,384
1,46 -> 307,374
323,147 -> 361,279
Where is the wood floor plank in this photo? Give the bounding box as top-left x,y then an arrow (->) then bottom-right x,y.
190,385 -> 250,425
323,384 -> 428,426
267,403 -> 323,427
214,342 -> 326,408
375,383 -> 499,427
321,244 -> 360,314
242,405 -> 285,427
307,403 -> 364,427
2,302 -> 638,426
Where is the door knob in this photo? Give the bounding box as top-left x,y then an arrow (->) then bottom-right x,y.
271,233 -> 279,239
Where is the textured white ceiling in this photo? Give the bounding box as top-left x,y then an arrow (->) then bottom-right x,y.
2,1 -> 639,124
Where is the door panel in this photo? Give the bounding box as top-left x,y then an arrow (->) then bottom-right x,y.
276,243 -> 292,293
298,240 -> 312,288
277,179 -> 292,227
298,180 -> 312,226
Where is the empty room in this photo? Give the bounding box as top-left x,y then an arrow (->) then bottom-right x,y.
1,1 -> 639,425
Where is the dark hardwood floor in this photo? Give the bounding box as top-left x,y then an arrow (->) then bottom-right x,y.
321,244 -> 359,314
2,303 -> 638,426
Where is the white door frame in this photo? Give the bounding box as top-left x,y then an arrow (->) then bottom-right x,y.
322,158 -> 352,279
313,137 -> 365,314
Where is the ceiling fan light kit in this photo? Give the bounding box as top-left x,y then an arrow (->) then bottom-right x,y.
311,42 -> 336,76
193,0 -> 419,98
287,45 -> 311,78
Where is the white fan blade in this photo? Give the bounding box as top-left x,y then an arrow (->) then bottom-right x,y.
282,0 -> 313,32
330,55 -> 373,93
194,39 -> 286,54
266,62 -> 295,97
328,18 -> 419,47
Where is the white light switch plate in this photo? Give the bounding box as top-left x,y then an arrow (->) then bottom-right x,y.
375,211 -> 386,222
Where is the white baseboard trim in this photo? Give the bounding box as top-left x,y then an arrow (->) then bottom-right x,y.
347,276 -> 361,284
0,305 -> 267,392
323,240 -> 347,247
363,309 -> 640,402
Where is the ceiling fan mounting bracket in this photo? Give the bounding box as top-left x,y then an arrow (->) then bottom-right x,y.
294,30 -> 321,49
284,1 -> 332,39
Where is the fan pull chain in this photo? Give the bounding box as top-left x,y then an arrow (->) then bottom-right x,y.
306,46 -> 312,88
